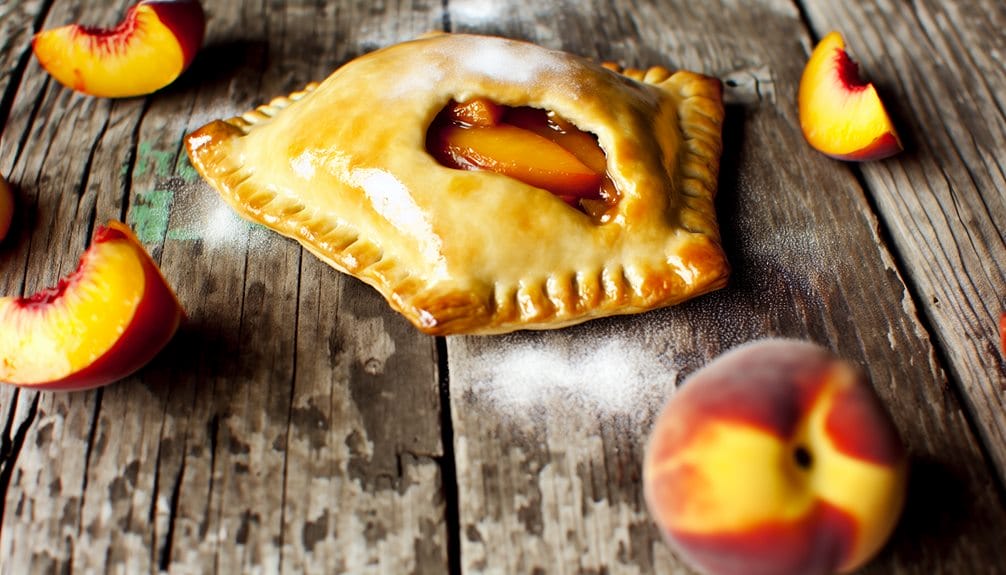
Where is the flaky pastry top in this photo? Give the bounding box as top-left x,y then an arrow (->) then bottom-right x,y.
186,33 -> 729,334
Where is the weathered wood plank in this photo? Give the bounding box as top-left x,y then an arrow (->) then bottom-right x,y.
1,1 -> 448,572
1,1 -> 140,568
0,0 -> 50,129
799,0 -> 1006,482
0,0 -> 52,557
3,0 -> 1006,572
446,0 -> 1006,572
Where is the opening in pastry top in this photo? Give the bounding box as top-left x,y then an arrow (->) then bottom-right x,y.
426,98 -> 619,221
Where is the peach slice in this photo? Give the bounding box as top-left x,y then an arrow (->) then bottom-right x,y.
503,106 -> 618,213
644,339 -> 907,575
503,107 -> 608,174
430,123 -> 603,198
446,97 -> 505,127
798,31 -> 902,161
0,175 -> 12,242
32,0 -> 206,98
0,221 -> 184,390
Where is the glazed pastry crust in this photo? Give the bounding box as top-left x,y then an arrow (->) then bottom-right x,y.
186,34 -> 729,335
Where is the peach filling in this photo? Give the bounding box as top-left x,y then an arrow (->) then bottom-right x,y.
427,98 -> 619,219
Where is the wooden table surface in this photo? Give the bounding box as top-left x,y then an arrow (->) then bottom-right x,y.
2,0 -> 1006,573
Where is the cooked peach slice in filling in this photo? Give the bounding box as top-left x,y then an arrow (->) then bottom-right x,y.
446,97 -> 506,127
431,123 -> 602,198
428,99 -> 618,218
503,107 -> 608,174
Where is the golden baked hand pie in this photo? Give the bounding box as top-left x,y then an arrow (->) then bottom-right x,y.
186,33 -> 729,335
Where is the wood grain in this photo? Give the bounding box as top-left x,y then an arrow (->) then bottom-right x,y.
1,1 -> 447,572
446,0 -> 1006,572
800,0 -> 1006,482
0,1 -> 52,566
1,0 -> 1005,573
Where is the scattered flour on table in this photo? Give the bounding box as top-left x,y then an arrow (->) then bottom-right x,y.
448,0 -> 507,25
462,337 -> 679,424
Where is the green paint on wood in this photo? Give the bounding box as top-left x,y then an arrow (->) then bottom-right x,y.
129,189 -> 174,245
133,142 -> 176,179
165,228 -> 202,241
125,141 -> 200,182
174,152 -> 200,182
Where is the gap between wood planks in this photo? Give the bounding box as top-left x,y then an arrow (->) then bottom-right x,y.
0,0 -> 51,528
0,0 -> 56,140
434,6 -> 463,572
3,1 -> 1003,569
844,152 -> 1006,509
790,0 -> 1006,499
0,392 -> 40,539
436,337 -> 462,574
276,253 -> 305,570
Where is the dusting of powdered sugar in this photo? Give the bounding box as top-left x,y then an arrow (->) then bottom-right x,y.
387,36 -> 580,101
387,63 -> 446,99
458,332 -> 680,425
448,36 -> 570,87
384,35 -> 583,101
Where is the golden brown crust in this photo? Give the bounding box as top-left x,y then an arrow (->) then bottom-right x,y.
185,34 -> 729,335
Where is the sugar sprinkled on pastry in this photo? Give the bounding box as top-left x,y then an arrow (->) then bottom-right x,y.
186,33 -> 729,335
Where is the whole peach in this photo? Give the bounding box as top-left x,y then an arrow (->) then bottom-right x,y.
644,339 -> 907,575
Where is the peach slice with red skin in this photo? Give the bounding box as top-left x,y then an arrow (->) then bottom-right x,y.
32,0 -> 206,98
644,339 -> 907,575
0,221 -> 184,391
0,175 -> 13,242
799,31 -> 902,161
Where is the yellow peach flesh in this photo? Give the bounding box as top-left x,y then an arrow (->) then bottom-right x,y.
0,240 -> 143,383
434,123 -> 602,198
32,4 -> 188,98
0,222 -> 183,388
798,32 -> 902,160
504,107 -> 609,174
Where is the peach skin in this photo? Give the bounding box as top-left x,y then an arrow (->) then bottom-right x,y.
0,221 -> 184,391
32,0 -> 205,98
0,175 -> 12,242
798,31 -> 902,161
644,339 -> 907,575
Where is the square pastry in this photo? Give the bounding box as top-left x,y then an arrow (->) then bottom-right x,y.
186,33 -> 729,335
